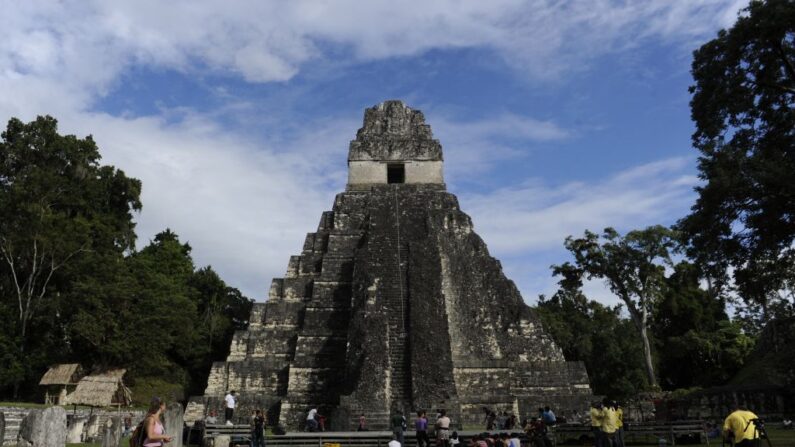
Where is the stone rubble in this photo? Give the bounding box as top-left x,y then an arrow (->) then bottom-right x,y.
164,402 -> 185,447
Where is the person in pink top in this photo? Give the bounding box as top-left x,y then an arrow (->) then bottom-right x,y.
144,397 -> 173,447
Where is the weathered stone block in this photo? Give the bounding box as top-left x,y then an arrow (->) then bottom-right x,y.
164,403 -> 184,447
17,406 -> 67,447
100,416 -> 121,447
66,415 -> 87,443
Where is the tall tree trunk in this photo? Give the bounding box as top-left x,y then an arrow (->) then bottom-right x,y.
627,306 -> 658,389
639,322 -> 658,389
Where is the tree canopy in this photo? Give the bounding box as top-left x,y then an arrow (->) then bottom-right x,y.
678,0 -> 795,317
0,116 -> 251,401
552,225 -> 677,389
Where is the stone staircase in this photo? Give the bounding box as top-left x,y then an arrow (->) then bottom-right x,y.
383,189 -> 412,413
1,408 -> 28,444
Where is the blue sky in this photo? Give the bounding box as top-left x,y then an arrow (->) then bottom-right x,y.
0,0 -> 747,304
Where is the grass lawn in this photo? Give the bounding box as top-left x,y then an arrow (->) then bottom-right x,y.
0,401 -> 51,409
554,427 -> 795,446
764,427 -> 795,445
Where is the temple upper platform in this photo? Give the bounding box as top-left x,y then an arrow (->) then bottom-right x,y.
347,100 -> 445,189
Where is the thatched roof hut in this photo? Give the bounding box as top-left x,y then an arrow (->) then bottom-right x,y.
66,369 -> 132,407
39,363 -> 84,404
39,363 -> 83,386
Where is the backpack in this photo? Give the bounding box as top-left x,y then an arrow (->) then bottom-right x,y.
129,418 -> 148,447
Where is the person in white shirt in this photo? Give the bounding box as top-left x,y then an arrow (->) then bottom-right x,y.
509,433 -> 522,447
224,391 -> 236,424
306,408 -> 318,432
387,434 -> 401,447
435,409 -> 451,447
205,410 -> 218,425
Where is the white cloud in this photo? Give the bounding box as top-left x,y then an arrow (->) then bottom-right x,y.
460,157 -> 698,305
460,157 -> 697,254
0,0 -> 745,102
30,109 -> 350,300
0,0 -> 734,302
429,112 -> 570,181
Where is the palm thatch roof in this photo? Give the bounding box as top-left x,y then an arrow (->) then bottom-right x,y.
66,369 -> 132,407
39,363 -> 83,386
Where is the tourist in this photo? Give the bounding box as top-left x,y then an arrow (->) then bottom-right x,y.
590,401 -> 605,447
542,407 -> 556,426
415,410 -> 430,447
450,430 -> 461,446
497,412 -> 507,430
305,408 -> 318,432
250,409 -> 265,447
436,409 -> 451,447
317,412 -> 327,432
123,413 -> 133,436
525,417 -> 551,447
485,409 -> 496,430
613,402 -> 624,447
505,414 -> 516,430
469,434 -> 487,447
388,433 -> 401,447
705,422 -> 721,439
508,432 -> 521,447
357,413 -> 367,431
205,410 -> 218,425
224,390 -> 237,425
143,397 -> 173,447
722,403 -> 760,447
390,409 -> 406,446
601,400 -> 618,447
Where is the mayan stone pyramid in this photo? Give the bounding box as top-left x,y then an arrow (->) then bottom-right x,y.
187,100 -> 592,430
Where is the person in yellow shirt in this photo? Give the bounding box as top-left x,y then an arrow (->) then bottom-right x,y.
590,401 -> 605,447
613,401 -> 624,447
723,404 -> 759,447
601,400 -> 619,447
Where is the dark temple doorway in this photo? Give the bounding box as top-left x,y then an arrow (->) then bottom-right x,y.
387,163 -> 405,184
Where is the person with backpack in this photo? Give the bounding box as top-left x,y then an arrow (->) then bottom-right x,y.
390,409 -> 406,446
132,397 -> 172,447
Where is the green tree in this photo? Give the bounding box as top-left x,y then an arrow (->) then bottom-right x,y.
0,116 -> 141,395
537,286 -> 648,399
57,229 -> 252,401
553,226 -> 677,389
678,0 -> 795,317
186,267 -> 251,395
653,262 -> 754,388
